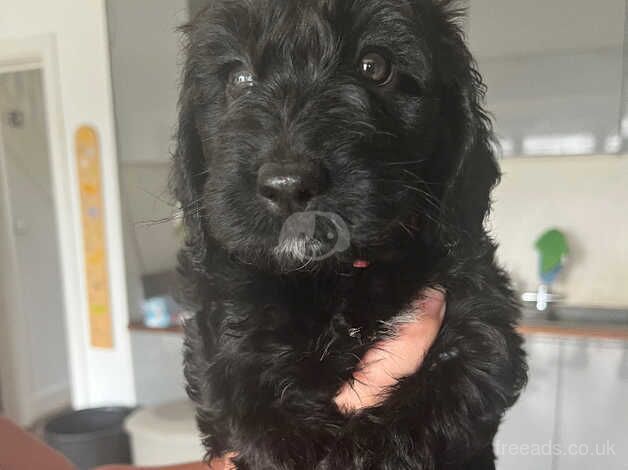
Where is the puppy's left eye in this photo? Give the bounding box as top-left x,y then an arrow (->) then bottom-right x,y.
227,67 -> 256,98
359,52 -> 394,86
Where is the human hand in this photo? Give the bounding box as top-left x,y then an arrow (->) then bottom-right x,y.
334,287 -> 446,414
217,288 -> 445,467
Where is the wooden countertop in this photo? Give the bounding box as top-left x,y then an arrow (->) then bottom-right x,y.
130,320 -> 628,341
518,320 -> 628,340
129,321 -> 184,334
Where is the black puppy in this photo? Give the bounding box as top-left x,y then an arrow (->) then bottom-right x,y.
173,0 -> 527,468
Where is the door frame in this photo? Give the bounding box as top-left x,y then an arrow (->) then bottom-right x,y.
0,35 -> 87,425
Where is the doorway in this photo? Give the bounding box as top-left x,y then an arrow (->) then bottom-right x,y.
0,68 -> 71,426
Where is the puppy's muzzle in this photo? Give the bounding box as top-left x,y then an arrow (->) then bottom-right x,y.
257,162 -> 327,214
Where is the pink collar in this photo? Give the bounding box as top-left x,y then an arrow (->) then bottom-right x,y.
353,259 -> 370,269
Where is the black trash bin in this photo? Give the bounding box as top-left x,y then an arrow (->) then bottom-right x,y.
43,407 -> 134,470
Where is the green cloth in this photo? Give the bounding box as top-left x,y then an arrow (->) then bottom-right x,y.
535,229 -> 569,275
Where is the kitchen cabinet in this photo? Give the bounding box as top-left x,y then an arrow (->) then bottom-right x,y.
555,339 -> 628,470
467,0 -> 627,157
496,336 -> 560,470
496,334 -> 628,470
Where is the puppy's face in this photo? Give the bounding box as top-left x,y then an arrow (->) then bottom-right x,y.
177,0 -> 496,270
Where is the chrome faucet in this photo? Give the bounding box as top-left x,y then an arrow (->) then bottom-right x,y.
524,229 -> 568,317
522,284 -> 563,313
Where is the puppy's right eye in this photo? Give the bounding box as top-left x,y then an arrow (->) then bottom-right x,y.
227,67 -> 256,99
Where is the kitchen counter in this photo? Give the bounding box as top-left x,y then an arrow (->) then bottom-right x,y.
519,319 -> 628,340
519,306 -> 628,340
130,306 -> 628,341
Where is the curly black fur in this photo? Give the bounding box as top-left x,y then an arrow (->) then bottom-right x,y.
172,1 -> 528,468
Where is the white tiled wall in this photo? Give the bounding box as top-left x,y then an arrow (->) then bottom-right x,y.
491,155 -> 628,308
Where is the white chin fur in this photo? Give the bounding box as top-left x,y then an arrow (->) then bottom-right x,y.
273,236 -> 324,263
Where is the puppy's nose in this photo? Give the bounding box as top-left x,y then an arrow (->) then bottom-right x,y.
257,162 -> 323,213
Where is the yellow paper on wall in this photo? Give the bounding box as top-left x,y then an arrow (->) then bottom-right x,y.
75,126 -> 114,349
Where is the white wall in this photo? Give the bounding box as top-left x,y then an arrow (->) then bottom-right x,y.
467,0 -> 628,308
0,0 -> 135,408
107,0 -> 185,279
107,0 -> 188,164
119,163 -> 180,277
106,0 -> 189,406
491,155 -> 628,308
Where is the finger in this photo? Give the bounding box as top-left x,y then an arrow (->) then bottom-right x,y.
335,379 -> 382,412
414,287 -> 447,320
362,288 -> 446,370
221,452 -> 239,470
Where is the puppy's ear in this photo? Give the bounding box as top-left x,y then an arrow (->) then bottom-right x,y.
428,1 -> 501,241
170,28 -> 209,275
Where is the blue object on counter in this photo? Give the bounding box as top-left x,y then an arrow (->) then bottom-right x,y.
141,296 -> 176,328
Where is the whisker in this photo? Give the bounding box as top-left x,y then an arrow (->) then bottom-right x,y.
370,177 -> 441,212
398,221 -> 415,238
135,216 -> 177,227
137,187 -> 176,207
381,159 -> 426,167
